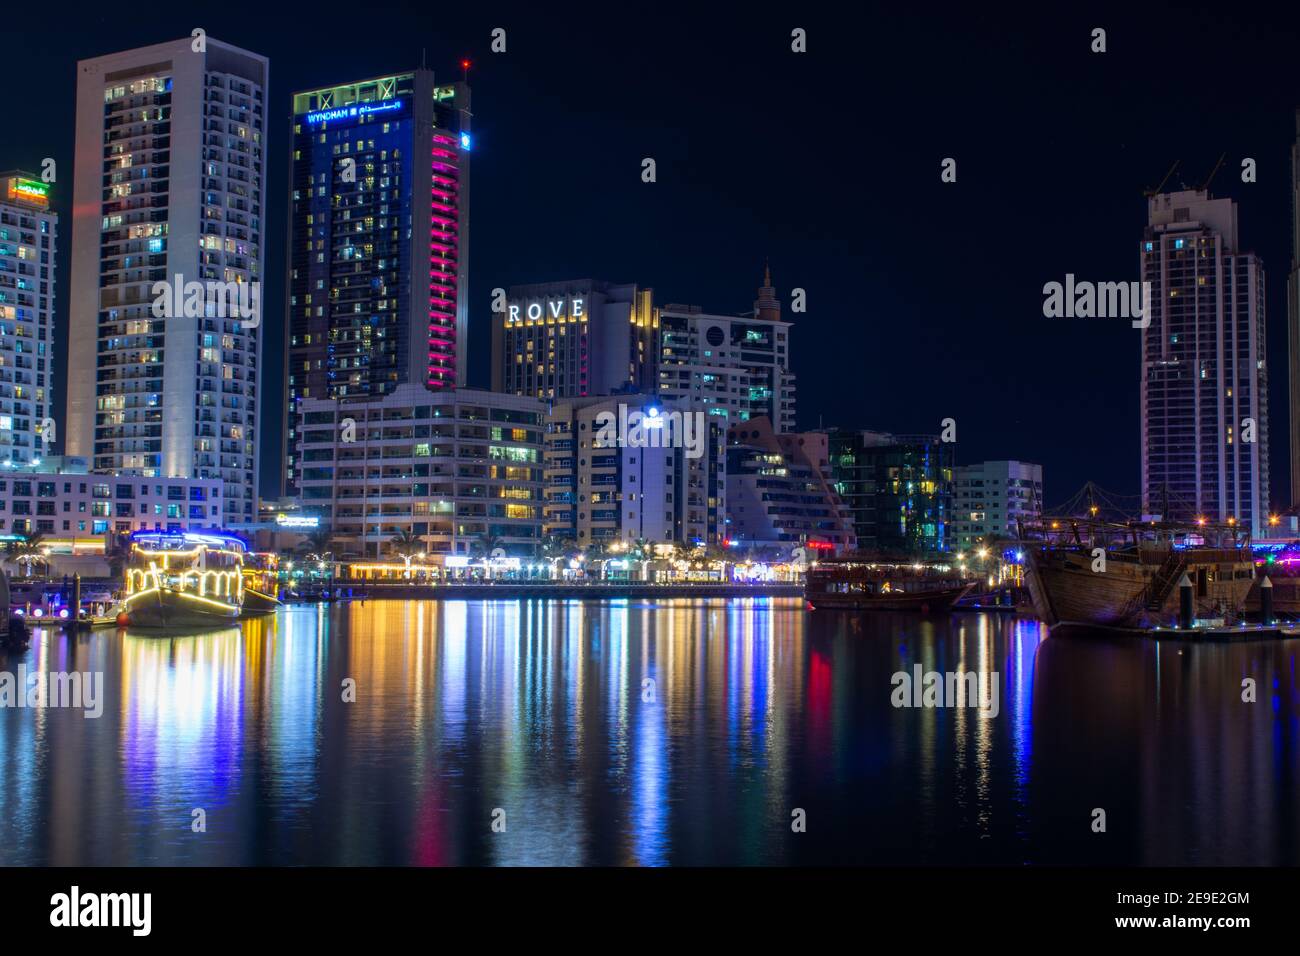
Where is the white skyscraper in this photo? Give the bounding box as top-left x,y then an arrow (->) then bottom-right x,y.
1140,189 -> 1269,538
67,37 -> 267,526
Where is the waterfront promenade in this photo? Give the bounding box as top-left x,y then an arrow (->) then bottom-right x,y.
284,581 -> 805,601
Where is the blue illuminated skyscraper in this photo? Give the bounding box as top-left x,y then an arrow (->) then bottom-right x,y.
283,68 -> 471,495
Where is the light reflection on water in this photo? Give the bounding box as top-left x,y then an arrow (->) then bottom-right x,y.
0,599 -> 1296,865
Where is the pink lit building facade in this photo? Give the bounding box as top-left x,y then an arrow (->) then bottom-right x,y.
282,69 -> 470,495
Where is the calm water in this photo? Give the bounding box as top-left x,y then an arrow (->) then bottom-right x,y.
1,598 -> 1297,866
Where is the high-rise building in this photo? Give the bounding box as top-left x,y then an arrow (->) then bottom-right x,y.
828,430 -> 954,555
492,280 -> 657,399
66,37 -> 267,526
657,267 -> 797,432
951,459 -> 1043,550
543,394 -> 725,548
1140,189 -> 1269,537
283,69 -> 472,495
0,172 -> 57,466
296,384 -> 545,558
724,417 -> 856,554
1289,109 -> 1300,509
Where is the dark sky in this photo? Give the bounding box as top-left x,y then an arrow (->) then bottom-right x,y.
4,2 -> 1299,507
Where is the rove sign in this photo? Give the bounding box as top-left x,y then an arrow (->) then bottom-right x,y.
508,298 -> 585,323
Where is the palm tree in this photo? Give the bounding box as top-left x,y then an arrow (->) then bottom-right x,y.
299,527 -> 336,562
699,541 -> 730,563
628,537 -> 652,561
471,533 -> 508,559
541,534 -> 574,559
387,528 -> 426,578
105,530 -> 133,580
295,527 -> 337,580
539,535 -> 580,579
8,531 -> 48,580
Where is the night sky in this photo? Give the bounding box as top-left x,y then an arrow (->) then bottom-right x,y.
4,3 -> 1299,506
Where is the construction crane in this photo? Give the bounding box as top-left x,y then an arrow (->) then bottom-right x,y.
1143,160 -> 1181,197
1196,152 -> 1227,192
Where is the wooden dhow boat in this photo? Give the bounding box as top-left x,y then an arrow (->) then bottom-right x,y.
806,557 -> 975,612
120,531 -> 247,630
1020,516 -> 1256,631
240,555 -> 283,615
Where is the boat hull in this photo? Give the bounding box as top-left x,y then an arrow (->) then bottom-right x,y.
1245,575 -> 1300,616
241,588 -> 282,615
1025,548 -> 1256,630
809,582 -> 974,612
123,589 -> 241,630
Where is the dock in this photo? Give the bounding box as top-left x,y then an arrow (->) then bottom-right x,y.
1148,622 -> 1300,641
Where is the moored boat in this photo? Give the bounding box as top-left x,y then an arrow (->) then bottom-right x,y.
240,554 -> 283,616
120,531 -> 247,630
1021,518 -> 1256,631
806,558 -> 975,612
1244,547 -> 1300,618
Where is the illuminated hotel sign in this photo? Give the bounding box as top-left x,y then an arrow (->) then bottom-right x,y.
303,99 -> 404,125
5,177 -> 49,209
275,514 -> 320,528
508,298 -> 585,324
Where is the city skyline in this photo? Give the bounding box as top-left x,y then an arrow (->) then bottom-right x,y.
4,3 -> 1300,918
2,8 -> 1299,512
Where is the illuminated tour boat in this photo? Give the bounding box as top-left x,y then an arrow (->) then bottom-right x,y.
121,531 -> 246,629
240,553 -> 284,615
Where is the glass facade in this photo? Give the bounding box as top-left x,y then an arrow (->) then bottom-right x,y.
829,431 -> 954,556
284,70 -> 470,495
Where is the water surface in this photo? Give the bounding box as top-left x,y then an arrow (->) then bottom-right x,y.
0,598 -> 1296,865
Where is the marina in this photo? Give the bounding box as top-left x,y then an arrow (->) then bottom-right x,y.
2,3 -> 1299,926
3,516 -> 1300,641
2,598 -> 1297,867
